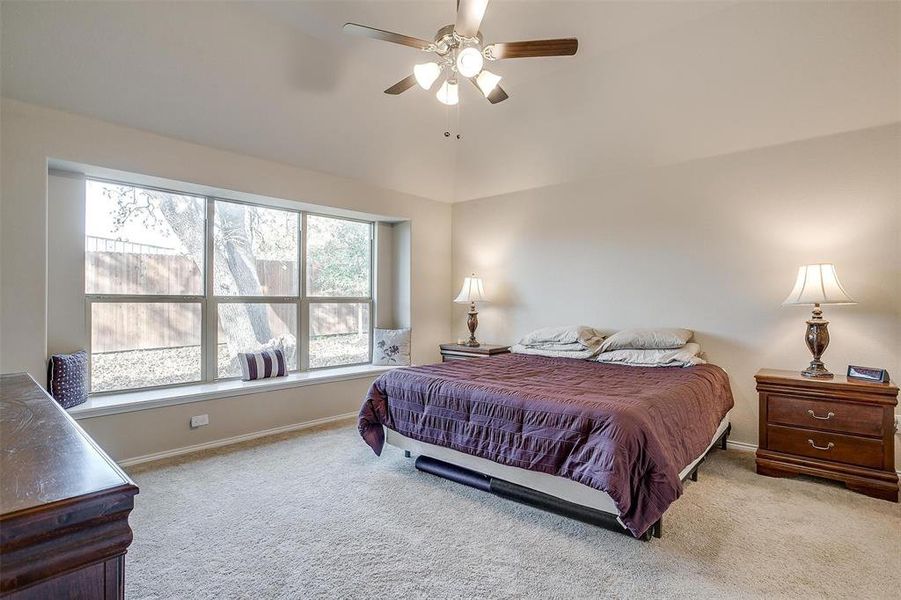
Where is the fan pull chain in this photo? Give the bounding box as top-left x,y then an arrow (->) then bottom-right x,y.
443,98 -> 463,140
444,100 -> 451,138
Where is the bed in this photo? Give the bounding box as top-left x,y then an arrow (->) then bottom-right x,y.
359,353 -> 734,540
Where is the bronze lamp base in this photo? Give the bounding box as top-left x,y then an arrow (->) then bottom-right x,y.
465,302 -> 480,347
802,303 -> 833,378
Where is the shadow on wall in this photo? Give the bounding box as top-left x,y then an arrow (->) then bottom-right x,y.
694,331 -> 760,439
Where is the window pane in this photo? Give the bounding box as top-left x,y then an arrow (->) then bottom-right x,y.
306,215 -> 371,297
309,303 -> 370,368
90,302 -> 201,392
214,201 -> 299,296
217,303 -> 298,378
85,180 -> 205,295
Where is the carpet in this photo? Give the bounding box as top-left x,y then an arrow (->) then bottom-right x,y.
125,421 -> 900,599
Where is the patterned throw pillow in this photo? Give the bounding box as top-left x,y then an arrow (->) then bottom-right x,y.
372,329 -> 411,366
47,351 -> 89,409
238,348 -> 288,381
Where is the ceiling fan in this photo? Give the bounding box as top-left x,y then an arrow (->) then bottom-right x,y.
343,0 -> 578,105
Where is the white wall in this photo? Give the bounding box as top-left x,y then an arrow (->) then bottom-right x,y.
453,124 -> 901,462
1,98 -> 451,461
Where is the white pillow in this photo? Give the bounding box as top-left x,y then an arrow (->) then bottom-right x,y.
517,325 -> 604,348
600,328 -> 693,352
372,328 -> 411,366
595,343 -> 705,368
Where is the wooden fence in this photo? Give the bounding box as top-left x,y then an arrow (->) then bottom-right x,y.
88,243 -> 365,352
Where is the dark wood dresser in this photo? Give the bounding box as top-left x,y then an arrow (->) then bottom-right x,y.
755,369 -> 898,502
439,343 -> 511,362
0,373 -> 139,598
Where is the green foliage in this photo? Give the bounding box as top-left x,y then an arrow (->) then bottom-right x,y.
306,216 -> 371,297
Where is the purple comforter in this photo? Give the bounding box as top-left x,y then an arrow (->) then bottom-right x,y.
359,353 -> 734,537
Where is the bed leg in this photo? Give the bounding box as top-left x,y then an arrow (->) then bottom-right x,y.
653,519 -> 662,538
690,467 -> 699,482
720,424 -> 732,450
404,450 -> 411,458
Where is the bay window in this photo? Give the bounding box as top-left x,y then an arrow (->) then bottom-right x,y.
85,178 -> 374,393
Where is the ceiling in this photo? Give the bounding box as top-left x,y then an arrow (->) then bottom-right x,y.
2,1 -> 899,202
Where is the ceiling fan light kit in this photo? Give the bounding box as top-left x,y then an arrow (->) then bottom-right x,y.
456,46 -> 484,78
343,0 -> 578,106
436,79 -> 460,105
475,70 -> 502,96
414,62 -> 442,90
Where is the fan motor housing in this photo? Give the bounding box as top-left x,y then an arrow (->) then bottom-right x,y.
434,24 -> 482,51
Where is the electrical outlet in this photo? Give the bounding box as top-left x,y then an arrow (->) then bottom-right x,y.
895,415 -> 901,435
190,414 -> 209,429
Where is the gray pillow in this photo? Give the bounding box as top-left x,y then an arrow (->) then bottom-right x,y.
47,350 -> 89,409
595,343 -> 705,368
373,329 -> 411,366
600,328 -> 693,352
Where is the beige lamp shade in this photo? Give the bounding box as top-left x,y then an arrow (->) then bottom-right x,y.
454,274 -> 487,303
782,264 -> 856,306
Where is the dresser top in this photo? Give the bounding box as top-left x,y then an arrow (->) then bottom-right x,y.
0,373 -> 136,517
755,368 -> 898,397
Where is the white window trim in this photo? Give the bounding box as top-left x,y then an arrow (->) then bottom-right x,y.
68,364 -> 397,419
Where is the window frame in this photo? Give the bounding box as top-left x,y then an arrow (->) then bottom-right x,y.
301,211 -> 375,371
84,177 -> 375,395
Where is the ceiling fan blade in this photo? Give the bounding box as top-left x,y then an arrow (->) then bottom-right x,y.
343,23 -> 432,50
456,0 -> 489,38
484,38 -> 578,60
384,74 -> 418,95
468,78 -> 508,104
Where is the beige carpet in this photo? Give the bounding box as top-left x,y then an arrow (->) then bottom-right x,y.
125,421 -> 900,599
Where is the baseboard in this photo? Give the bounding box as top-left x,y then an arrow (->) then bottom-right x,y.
119,420 -> 901,478
726,439 -> 758,452
118,411 -> 358,468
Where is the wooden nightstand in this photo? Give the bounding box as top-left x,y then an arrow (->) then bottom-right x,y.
755,369 -> 899,502
439,343 -> 511,362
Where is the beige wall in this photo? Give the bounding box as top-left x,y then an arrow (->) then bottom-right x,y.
78,377 -> 374,463
3,96 -> 899,468
1,98 -> 451,461
452,124 -> 901,463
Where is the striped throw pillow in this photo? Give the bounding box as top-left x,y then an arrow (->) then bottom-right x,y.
238,349 -> 287,381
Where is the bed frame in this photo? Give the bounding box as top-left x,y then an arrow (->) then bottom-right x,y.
399,423 -> 731,541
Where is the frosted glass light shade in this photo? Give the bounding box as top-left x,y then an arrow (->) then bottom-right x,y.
782,264 -> 856,306
454,275 -> 487,303
475,70 -> 502,96
413,62 -> 441,90
436,79 -> 459,105
456,47 -> 484,78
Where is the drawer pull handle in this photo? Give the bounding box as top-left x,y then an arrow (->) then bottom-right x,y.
807,409 -> 835,420
807,439 -> 835,451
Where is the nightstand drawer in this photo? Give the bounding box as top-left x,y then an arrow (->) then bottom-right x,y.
767,394 -> 883,437
767,424 -> 884,469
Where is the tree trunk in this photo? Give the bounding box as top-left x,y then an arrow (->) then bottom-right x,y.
216,203 -> 273,343
156,197 -> 287,371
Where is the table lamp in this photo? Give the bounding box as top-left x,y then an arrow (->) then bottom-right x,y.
454,274 -> 487,347
782,263 -> 856,378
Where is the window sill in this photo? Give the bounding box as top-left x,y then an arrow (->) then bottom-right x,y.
68,364 -> 397,419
